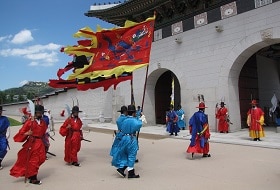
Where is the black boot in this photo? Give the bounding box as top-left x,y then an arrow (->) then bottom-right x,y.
128,169 -> 140,179
202,154 -> 211,157
117,167 -> 126,178
29,175 -> 42,185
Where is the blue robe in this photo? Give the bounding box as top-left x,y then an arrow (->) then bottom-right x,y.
110,114 -> 127,156
0,116 -> 10,160
166,110 -> 180,134
189,111 -> 207,147
111,116 -> 142,168
176,109 -> 186,129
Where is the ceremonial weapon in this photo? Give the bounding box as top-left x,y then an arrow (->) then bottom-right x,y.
25,99 -> 34,183
47,133 -> 55,141
82,138 -> 92,142
47,151 -> 56,157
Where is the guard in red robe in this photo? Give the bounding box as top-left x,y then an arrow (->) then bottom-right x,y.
59,106 -> 83,166
186,102 -> 211,158
10,105 -> 47,185
247,99 -> 265,141
216,102 -> 229,133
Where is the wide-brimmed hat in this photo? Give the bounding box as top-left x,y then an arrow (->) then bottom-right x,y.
72,106 -> 82,113
0,106 -> 6,111
250,99 -> 258,105
220,102 -> 226,105
196,102 -> 208,108
35,105 -> 44,113
118,106 -> 127,113
127,105 -> 136,112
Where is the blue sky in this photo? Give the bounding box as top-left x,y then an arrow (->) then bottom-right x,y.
0,0 -> 117,91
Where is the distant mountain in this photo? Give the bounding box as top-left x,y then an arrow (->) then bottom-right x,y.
0,81 -> 60,104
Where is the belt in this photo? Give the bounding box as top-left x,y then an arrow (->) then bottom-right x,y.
124,134 -> 136,136
31,136 -> 41,139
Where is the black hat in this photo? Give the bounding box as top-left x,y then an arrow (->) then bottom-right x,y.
72,106 -> 82,113
35,105 -> 44,113
118,106 -> 127,113
127,105 -> 136,112
220,102 -> 226,105
0,106 -> 5,111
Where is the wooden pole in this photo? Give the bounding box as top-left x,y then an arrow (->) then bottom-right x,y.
131,73 -> 135,105
141,65 -> 149,112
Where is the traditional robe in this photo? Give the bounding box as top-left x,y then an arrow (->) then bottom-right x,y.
216,107 -> 229,132
247,107 -> 265,139
110,114 -> 127,156
0,116 -> 10,160
59,117 -> 83,163
186,111 -> 211,154
10,119 -> 47,178
166,110 -> 179,134
111,116 -> 142,168
176,108 -> 186,129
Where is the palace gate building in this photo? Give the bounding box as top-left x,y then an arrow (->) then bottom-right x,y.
5,0 -> 280,132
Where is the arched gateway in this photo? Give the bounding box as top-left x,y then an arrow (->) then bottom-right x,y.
5,1 -> 280,134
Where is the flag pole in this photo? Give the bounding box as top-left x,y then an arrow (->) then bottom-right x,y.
131,72 -> 135,105
141,65 -> 149,111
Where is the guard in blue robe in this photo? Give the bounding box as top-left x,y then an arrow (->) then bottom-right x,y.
166,105 -> 179,136
110,106 -> 128,156
0,106 -> 10,170
176,105 -> 186,130
111,105 -> 142,178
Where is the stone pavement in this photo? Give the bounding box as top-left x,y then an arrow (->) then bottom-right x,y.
3,116 -> 280,190
85,121 -> 280,149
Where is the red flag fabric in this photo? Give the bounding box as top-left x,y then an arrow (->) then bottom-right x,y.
49,15 -> 155,91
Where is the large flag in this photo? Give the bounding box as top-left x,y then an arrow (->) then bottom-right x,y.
49,15 -> 155,91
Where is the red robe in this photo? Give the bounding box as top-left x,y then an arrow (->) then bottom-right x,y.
216,107 -> 229,132
186,124 -> 211,154
10,119 -> 47,178
59,117 -> 83,163
247,107 -> 265,138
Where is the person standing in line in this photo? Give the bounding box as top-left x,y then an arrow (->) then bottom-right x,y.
0,106 -> 10,170
215,102 -> 229,133
59,106 -> 83,166
45,109 -> 54,131
111,105 -> 142,178
166,104 -> 179,136
110,105 -> 128,157
186,102 -> 211,158
10,105 -> 48,185
176,105 -> 186,130
247,99 -> 265,141
136,106 -> 142,118
42,107 -> 51,160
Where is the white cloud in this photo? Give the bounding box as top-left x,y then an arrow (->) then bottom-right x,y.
0,35 -> 12,42
11,29 -> 33,44
19,80 -> 29,86
0,42 -> 61,67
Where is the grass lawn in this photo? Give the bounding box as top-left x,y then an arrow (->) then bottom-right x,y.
8,117 -> 22,126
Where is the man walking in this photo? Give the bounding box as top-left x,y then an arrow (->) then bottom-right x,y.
186,102 -> 211,158
59,105 -> 83,166
111,105 -> 142,178
10,105 -> 48,185
0,106 -> 10,170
